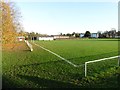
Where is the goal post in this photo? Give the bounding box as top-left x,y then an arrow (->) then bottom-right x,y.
85,55 -> 120,77
118,56 -> 120,66
25,40 -> 33,51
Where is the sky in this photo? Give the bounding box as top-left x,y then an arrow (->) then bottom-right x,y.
15,1 -> 118,35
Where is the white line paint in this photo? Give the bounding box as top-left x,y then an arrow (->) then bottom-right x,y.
32,42 -> 77,67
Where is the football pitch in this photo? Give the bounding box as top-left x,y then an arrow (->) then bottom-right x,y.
2,39 -> 120,88
33,39 -> 118,65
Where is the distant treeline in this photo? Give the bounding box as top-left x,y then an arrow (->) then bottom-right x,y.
22,28 -> 120,40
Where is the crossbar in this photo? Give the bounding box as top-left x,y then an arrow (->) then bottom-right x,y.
86,56 -> 119,64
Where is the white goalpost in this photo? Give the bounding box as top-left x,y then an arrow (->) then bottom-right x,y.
84,55 -> 120,77
25,40 -> 33,51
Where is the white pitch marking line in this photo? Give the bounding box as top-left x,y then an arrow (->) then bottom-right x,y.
32,42 -> 77,67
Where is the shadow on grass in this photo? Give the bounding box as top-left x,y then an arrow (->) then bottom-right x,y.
18,60 -> 62,68
2,75 -> 22,88
17,74 -> 80,88
18,51 -> 118,68
23,49 -> 31,52
67,51 -> 118,64
117,74 -> 120,88
13,60 -> 83,88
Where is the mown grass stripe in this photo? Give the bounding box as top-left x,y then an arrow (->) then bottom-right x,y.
32,42 -> 77,67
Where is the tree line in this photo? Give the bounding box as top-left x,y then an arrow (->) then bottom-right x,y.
24,28 -> 119,40
58,28 -> 119,38
97,28 -> 119,38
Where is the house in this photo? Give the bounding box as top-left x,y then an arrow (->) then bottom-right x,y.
39,36 -> 54,41
91,33 -> 99,38
53,35 -> 70,39
79,33 -> 99,38
115,31 -> 120,38
17,36 -> 25,41
80,33 -> 85,38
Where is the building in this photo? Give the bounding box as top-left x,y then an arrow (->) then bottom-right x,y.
53,35 -> 70,39
79,33 -> 99,38
17,36 -> 25,41
115,31 -> 120,38
80,33 -> 85,38
39,36 -> 54,41
91,33 -> 99,38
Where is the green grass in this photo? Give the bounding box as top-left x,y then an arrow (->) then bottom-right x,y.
2,39 -> 120,88
35,39 -> 118,64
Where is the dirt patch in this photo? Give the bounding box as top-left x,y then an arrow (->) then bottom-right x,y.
2,41 -> 29,52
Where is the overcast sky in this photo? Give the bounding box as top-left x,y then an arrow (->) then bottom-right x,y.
16,1 -> 118,35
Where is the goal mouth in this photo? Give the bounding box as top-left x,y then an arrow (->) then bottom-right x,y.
85,55 -> 120,77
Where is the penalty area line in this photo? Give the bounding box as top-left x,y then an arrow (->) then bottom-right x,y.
32,42 -> 78,67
